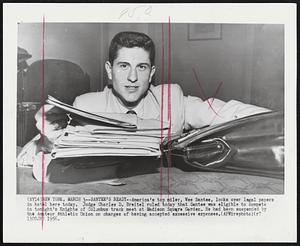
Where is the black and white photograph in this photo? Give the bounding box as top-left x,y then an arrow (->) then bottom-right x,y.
3,3 -> 297,243
16,22 -> 284,195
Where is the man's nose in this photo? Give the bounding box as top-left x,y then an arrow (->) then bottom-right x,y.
127,68 -> 138,83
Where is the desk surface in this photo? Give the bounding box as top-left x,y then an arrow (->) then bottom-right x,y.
17,166 -> 283,195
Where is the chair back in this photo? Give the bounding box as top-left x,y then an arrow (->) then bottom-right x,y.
17,59 -> 90,146
22,59 -> 90,104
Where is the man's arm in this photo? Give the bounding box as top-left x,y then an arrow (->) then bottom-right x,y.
17,104 -> 68,168
34,104 -> 69,152
184,95 -> 271,130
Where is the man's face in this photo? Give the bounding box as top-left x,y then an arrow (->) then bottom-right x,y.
105,47 -> 156,108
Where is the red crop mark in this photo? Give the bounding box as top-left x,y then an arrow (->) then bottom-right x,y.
41,15 -> 46,230
160,17 -> 173,197
167,16 -> 172,196
160,22 -> 165,198
192,68 -> 223,116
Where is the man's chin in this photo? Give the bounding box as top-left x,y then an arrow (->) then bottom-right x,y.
124,96 -> 140,103
114,94 -> 140,108
112,88 -> 146,108
122,98 -> 140,107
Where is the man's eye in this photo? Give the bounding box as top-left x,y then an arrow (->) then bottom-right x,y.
138,65 -> 147,71
119,64 -> 129,69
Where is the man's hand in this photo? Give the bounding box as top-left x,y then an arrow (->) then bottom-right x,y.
35,104 -> 69,152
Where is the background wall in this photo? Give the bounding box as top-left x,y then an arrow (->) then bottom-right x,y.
18,23 -> 103,90
250,25 -> 284,109
18,23 -> 284,110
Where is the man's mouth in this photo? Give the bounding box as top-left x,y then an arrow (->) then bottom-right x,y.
125,85 -> 139,92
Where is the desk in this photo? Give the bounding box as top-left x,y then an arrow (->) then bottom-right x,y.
17,165 -> 283,195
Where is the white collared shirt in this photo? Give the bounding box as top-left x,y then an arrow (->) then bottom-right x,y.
17,83 -> 270,176
73,83 -> 270,134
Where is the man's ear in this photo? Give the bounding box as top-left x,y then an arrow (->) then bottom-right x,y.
149,65 -> 156,83
105,61 -> 113,80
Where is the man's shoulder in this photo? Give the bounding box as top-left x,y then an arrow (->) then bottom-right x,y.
150,83 -> 183,94
150,83 -> 185,107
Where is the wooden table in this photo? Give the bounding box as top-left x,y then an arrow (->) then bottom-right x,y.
17,164 -> 283,195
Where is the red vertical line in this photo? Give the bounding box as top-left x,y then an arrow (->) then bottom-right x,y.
167,16 -> 172,196
160,23 -> 165,198
41,15 -> 46,230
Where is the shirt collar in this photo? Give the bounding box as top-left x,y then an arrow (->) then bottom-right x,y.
106,86 -> 160,119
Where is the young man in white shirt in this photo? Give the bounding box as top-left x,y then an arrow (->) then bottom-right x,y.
18,31 -> 269,183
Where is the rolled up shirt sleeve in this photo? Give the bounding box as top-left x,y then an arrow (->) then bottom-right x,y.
17,135 -> 53,182
17,135 -> 40,167
184,96 -> 271,129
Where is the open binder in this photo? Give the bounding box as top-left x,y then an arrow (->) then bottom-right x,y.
47,96 -> 284,179
46,96 -> 170,158
162,111 -> 284,179
47,95 -> 138,129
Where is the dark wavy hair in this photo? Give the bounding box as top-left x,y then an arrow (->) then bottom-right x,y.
108,31 -> 155,66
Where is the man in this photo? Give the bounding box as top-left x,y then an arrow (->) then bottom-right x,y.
17,31 -> 269,183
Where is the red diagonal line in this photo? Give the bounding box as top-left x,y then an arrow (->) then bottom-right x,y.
192,68 -> 206,99
206,97 -> 220,117
209,100 -> 226,125
192,68 -> 221,116
211,81 -> 223,104
208,81 -> 223,117
192,68 -> 218,114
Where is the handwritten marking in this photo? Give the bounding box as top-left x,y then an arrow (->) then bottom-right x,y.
144,6 -> 152,15
118,5 -> 152,20
211,81 -> 223,105
192,68 -> 222,116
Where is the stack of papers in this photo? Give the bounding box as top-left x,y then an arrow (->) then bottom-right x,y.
47,95 -> 138,128
46,96 -> 170,158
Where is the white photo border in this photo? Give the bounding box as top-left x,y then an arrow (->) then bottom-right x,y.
3,3 -> 297,243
